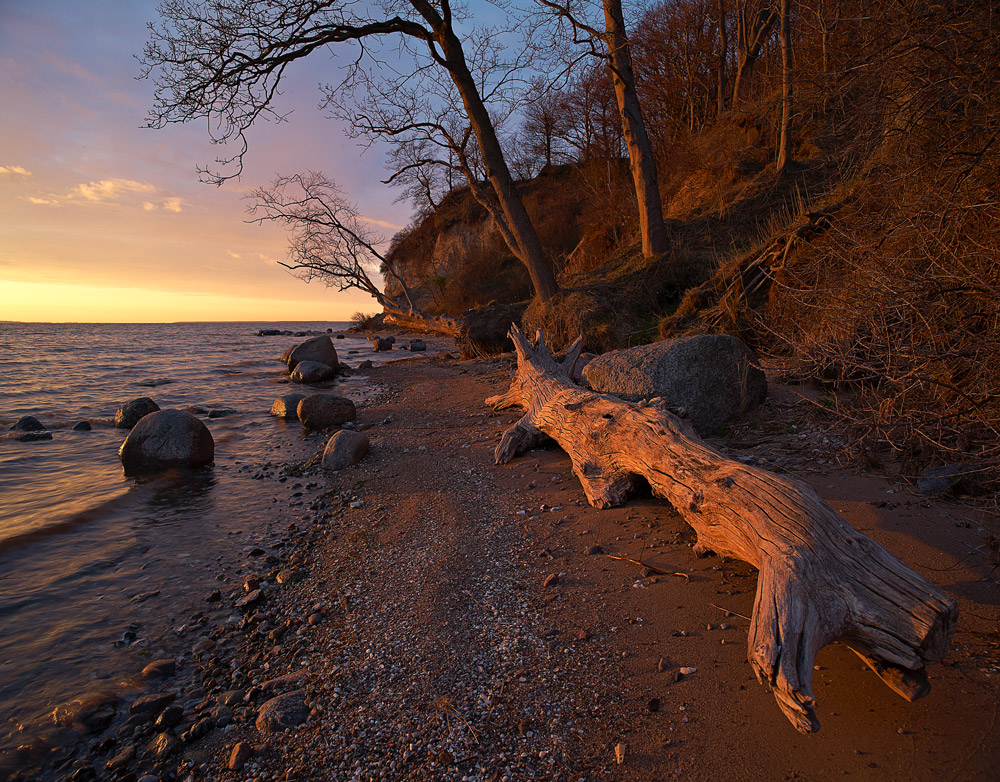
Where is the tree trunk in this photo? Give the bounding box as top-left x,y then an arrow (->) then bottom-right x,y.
488,327 -> 957,734
413,1 -> 559,301
731,3 -> 778,106
602,0 -> 670,258
776,0 -> 793,173
717,0 -> 729,115
382,310 -> 461,336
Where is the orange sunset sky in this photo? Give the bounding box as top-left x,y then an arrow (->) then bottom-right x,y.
0,1 -> 412,323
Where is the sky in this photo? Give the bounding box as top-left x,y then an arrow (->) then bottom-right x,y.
0,0 -> 414,323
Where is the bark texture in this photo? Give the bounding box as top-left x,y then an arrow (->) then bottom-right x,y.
602,0 -> 669,258
488,326 -> 957,733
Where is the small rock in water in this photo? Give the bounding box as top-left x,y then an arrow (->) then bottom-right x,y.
73,420 -> 92,431
141,659 -> 176,679
270,393 -> 306,420
208,407 -> 237,418
130,692 -> 176,715
6,416 -> 52,441
114,397 -> 160,429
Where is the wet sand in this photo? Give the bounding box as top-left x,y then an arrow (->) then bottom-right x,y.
9,343 -> 999,781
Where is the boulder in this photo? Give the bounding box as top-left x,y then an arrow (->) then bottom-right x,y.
270,394 -> 306,420
297,394 -> 357,430
118,409 -> 215,473
114,397 -> 160,429
6,416 -> 52,441
357,360 -> 373,369
322,430 -> 370,472
582,335 -> 767,436
286,336 -> 339,372
407,340 -> 427,352
255,690 -> 310,733
11,415 -> 45,432
290,360 -> 336,384
257,328 -> 281,336
372,337 -> 393,352
73,420 -> 92,431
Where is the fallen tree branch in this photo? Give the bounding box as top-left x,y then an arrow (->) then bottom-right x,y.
487,326 -> 957,733
604,554 -> 689,579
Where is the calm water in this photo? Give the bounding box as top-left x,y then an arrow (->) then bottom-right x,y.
0,322 -> 398,755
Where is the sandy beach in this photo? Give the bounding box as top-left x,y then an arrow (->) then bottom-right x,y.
15,338 -> 999,781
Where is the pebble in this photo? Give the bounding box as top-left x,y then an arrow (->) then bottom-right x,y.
585,545 -> 604,555
679,667 -> 697,675
229,741 -> 254,771
542,573 -> 559,588
130,692 -> 176,715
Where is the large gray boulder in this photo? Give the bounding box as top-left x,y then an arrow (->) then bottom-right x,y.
270,393 -> 306,420
119,409 -> 215,473
582,335 -> 767,436
297,394 -> 357,430
290,360 -> 336,384
322,430 -> 370,472
285,336 -> 339,373
115,397 -> 160,429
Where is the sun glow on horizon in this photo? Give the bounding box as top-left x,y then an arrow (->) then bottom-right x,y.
0,280 -> 372,323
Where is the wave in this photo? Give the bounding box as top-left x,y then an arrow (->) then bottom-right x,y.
0,491 -> 135,556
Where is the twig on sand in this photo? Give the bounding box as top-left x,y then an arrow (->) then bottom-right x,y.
710,603 -> 751,621
605,554 -> 689,579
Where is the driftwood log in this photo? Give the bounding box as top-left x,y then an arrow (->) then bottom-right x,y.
487,327 -> 957,733
383,311 -> 461,337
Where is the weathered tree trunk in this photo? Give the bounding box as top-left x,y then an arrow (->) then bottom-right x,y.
602,0 -> 670,258
382,310 -> 461,337
488,327 -> 957,733
776,0 -> 793,173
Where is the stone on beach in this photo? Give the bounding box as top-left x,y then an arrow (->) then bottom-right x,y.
270,393 -> 306,420
285,335 -> 339,372
290,360 -> 337,384
141,659 -> 176,679
297,394 -> 357,430
255,690 -> 309,733
118,409 -> 214,474
372,337 -> 393,352
114,397 -> 160,429
322,430 -> 370,472
582,334 -> 767,436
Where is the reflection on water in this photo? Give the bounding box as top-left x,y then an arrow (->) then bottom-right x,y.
0,321 -> 419,756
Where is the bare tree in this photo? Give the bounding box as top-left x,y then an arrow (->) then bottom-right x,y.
731,0 -> 778,105
247,172 -> 417,314
522,77 -> 568,168
140,0 -> 560,301
539,0 -> 670,258
776,0 -> 793,173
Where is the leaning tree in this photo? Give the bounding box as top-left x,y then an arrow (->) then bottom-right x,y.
140,0 -> 560,301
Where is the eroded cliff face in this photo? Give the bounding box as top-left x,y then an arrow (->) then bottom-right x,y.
384,217 -> 502,313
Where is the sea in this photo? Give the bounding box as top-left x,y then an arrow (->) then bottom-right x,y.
0,321 -> 404,757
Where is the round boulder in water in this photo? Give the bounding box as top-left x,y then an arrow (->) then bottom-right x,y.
286,336 -> 339,372
322,430 -> 370,472
270,393 -> 306,421
297,394 -> 357,430
119,409 -> 214,474
115,397 -> 160,429
290,360 -> 336,384
5,415 -> 52,441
